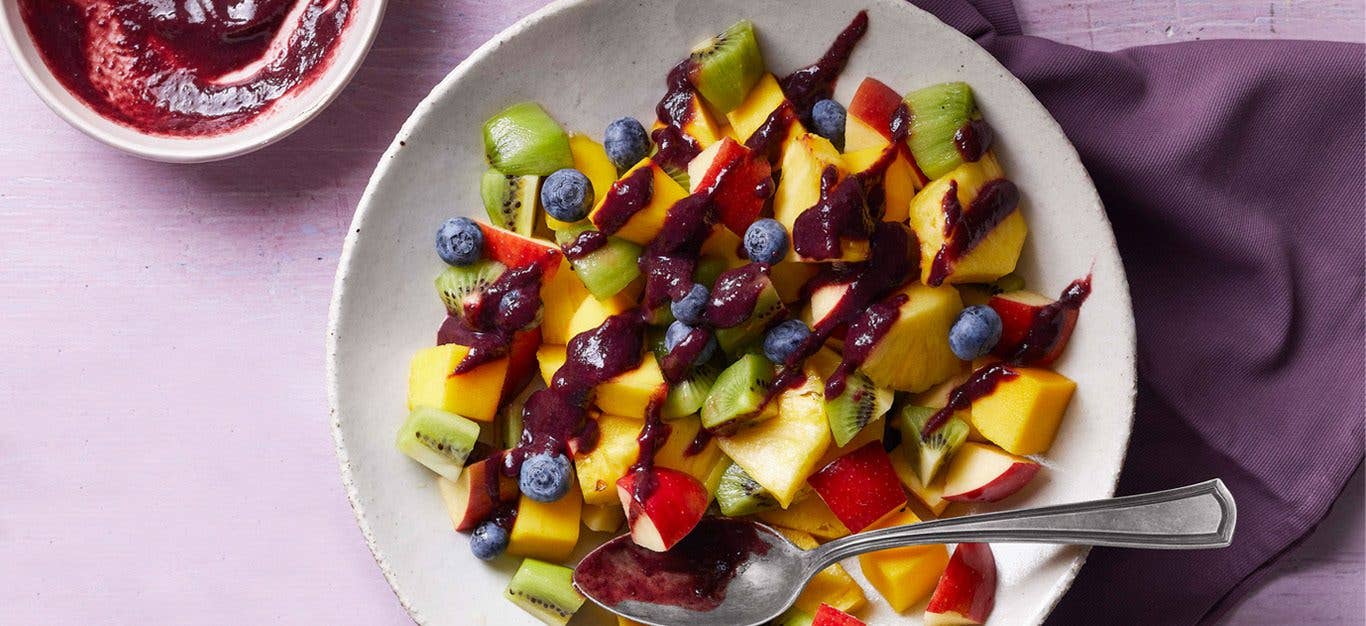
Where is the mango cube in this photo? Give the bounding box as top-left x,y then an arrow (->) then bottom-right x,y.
569,134 -> 619,209
581,503 -> 625,533
860,283 -> 964,393
595,354 -> 666,419
588,159 -> 688,246
653,93 -> 725,150
759,494 -> 851,541
716,373 -> 831,507
909,153 -> 1027,285
727,73 -> 797,143
565,290 -> 633,341
857,509 -> 950,612
573,414 -> 640,505
540,263 -> 592,345
655,415 -> 730,497
842,146 -> 919,223
507,491 -> 581,563
536,344 -> 566,387
970,366 -> 1077,455
778,528 -> 868,615
407,344 -> 508,422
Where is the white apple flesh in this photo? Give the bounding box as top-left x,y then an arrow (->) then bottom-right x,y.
941,442 -> 1040,502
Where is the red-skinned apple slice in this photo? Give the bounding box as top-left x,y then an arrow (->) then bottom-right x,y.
499,327 -> 542,405
687,137 -> 774,237
925,543 -> 997,625
941,442 -> 1040,503
988,290 -> 1079,366
437,457 -> 518,532
812,602 -> 867,626
475,221 -> 562,279
806,441 -> 908,533
616,467 -> 709,552
845,77 -> 903,152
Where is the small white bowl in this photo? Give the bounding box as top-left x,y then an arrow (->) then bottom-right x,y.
0,0 -> 387,163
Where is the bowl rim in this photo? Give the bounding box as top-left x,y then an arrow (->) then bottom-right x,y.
325,0 -> 1137,623
0,0 -> 390,163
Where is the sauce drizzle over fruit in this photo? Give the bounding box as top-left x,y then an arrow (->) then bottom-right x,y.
594,167 -> 655,236
953,119 -> 995,162
779,10 -> 869,127
825,292 -> 908,398
1005,274 -> 1093,365
927,178 -> 1021,286
792,167 -> 875,260
920,362 -> 1020,436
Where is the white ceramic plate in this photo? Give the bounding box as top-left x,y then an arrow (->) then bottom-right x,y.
327,0 -> 1136,624
0,0 -> 387,162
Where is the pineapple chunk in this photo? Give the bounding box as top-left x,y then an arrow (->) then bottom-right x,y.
541,262 -> 592,345
716,373 -> 831,507
778,528 -> 869,615
573,414 -> 640,506
774,133 -> 845,238
727,73 -> 797,143
970,366 -> 1077,455
857,509 -> 950,612
889,447 -> 950,515
407,344 -> 509,422
596,354 -> 666,419
909,152 -> 1027,285
700,227 -> 747,268
588,159 -> 688,246
581,503 -> 625,533
655,415 -> 730,497
842,146 -> 920,224
652,93 -> 725,150
507,491 -> 581,563
758,493 -> 851,541
771,261 -> 821,304
860,283 -> 964,393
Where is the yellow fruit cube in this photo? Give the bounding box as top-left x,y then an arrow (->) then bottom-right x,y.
889,447 -> 950,515
770,261 -> 820,304
716,374 -> 832,507
861,283 -> 964,393
857,509 -> 950,612
588,159 -> 688,246
774,133 -> 845,239
540,263 -> 591,345
566,290 -> 632,341
778,528 -> 868,615
617,617 -> 647,626
727,73 -> 798,143
910,366 -> 987,442
581,503 -> 625,533
596,354 -> 666,419
970,366 -> 1077,455
407,344 -> 509,422
700,227 -> 747,268
570,133 -> 619,207
573,414 -> 640,506
841,147 -> 919,224
655,415 -> 730,496
759,494 -> 851,541
653,94 -> 725,150
536,344 -> 566,387
507,491 -> 581,563
909,153 -> 1027,285
843,114 -> 888,153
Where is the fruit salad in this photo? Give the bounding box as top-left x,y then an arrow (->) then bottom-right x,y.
397,11 -> 1091,626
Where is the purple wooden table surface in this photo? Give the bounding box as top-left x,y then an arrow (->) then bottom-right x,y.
1,1 -> 1361,624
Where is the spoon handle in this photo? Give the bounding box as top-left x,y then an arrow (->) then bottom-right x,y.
809,479 -> 1236,569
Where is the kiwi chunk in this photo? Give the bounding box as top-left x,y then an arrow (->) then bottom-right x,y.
395,407 -> 481,481
714,280 -> 785,356
689,20 -> 766,114
483,102 -> 575,176
899,405 -> 969,484
716,462 -> 780,517
904,82 -> 979,179
664,362 -> 718,419
481,168 -> 539,236
435,259 -> 506,317
504,558 -> 585,625
701,353 -> 778,432
553,224 -> 642,299
826,371 -> 894,447
693,255 -> 728,289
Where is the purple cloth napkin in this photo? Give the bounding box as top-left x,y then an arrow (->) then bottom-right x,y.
907,0 -> 1365,623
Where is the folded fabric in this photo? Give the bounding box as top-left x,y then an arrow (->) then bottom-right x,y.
908,1 -> 1365,623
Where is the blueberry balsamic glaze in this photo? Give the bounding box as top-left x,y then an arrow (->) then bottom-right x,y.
705,263 -> 774,329
779,10 -> 869,128
824,292 -> 908,398
953,119 -> 995,163
926,178 -> 1021,286
594,167 -> 655,237
920,362 -> 1020,436
651,60 -> 705,174
1005,274 -> 1092,365
792,166 -> 876,261
561,229 -> 609,261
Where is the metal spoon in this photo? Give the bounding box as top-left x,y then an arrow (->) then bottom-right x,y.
574,479 -> 1236,626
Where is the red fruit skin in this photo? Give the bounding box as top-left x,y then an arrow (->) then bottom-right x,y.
475,222 -> 562,279
812,602 -> 867,626
988,292 -> 1079,366
616,467 -> 709,551
499,327 -> 542,405
847,77 -> 903,139
450,458 -> 518,532
695,138 -> 773,237
926,543 -> 998,624
942,459 -> 1040,503
806,441 -> 908,533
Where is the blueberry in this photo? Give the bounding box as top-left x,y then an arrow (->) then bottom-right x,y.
763,319 -> 810,364
519,452 -> 572,503
469,521 -> 509,561
604,117 -> 650,171
743,218 -> 789,265
949,305 -> 1003,360
670,283 -> 709,325
664,320 -> 694,352
541,168 -> 594,222
435,216 -> 483,266
811,99 -> 846,147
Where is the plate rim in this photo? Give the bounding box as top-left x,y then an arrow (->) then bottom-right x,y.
326,0 -> 1137,623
